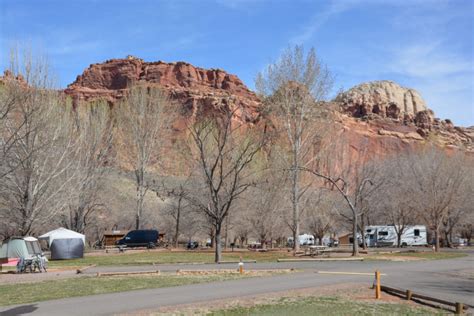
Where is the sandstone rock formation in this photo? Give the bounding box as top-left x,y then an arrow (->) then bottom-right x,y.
61,58 -> 472,155
65,56 -> 261,124
335,80 -> 429,121
334,80 -> 472,152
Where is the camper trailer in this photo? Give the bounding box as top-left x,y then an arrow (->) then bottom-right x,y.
364,225 -> 427,247
287,234 -> 315,247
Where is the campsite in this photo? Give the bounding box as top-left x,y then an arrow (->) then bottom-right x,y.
1,1 -> 473,314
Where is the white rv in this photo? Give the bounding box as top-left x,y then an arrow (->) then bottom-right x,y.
364,225 -> 427,247
287,234 -> 315,246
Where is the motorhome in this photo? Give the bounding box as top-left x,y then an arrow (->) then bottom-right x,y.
364,225 -> 427,247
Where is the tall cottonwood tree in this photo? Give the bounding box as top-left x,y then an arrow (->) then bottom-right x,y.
187,108 -> 267,262
116,85 -> 168,230
0,54 -> 78,236
61,102 -> 114,233
256,45 -> 333,252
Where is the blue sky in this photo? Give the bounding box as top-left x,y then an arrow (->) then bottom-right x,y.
1,0 -> 473,126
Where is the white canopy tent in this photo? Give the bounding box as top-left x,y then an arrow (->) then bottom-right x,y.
39,228 -> 85,246
39,228 -> 85,260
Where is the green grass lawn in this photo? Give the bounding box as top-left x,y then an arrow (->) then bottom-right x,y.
370,251 -> 468,261
47,250 -> 293,269
0,273 -> 256,306
45,249 -> 468,269
206,296 -> 441,316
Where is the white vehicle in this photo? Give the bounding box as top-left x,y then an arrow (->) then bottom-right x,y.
364,225 -> 427,247
287,234 -> 315,246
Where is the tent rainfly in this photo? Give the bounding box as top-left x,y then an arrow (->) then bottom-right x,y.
39,228 -> 85,260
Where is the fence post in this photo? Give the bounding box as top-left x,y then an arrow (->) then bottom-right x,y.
406,290 -> 412,300
455,302 -> 463,315
375,270 -> 381,299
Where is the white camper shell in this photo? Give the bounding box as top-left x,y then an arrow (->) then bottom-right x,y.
364,225 -> 427,247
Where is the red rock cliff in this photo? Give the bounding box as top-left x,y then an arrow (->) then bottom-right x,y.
65,56 -> 261,124
63,57 -> 473,160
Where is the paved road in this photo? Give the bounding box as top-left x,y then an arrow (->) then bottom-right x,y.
1,254 -> 472,316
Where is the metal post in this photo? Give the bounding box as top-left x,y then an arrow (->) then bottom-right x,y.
455,302 -> 463,315
375,270 -> 381,299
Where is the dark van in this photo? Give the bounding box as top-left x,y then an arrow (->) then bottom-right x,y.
116,230 -> 158,248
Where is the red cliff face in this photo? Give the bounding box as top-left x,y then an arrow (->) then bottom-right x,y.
62,57 -> 473,162
65,56 -> 261,124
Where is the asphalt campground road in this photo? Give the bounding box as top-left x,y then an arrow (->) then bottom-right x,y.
1,254 -> 473,316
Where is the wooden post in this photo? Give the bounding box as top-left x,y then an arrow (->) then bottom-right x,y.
455,302 -> 463,315
406,290 -> 412,300
375,270 -> 381,299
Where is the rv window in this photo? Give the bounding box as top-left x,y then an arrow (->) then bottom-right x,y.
414,229 -> 420,237
366,229 -> 371,233
378,231 -> 389,236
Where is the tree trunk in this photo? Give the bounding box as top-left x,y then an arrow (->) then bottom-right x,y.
397,233 -> 402,248
352,212 -> 359,257
174,198 -> 181,248
317,233 -> 324,246
292,157 -> 300,253
434,227 -> 440,252
135,213 -> 140,231
209,226 -> 215,248
135,169 -> 145,230
215,223 -> 222,263
224,216 -> 229,250
360,214 -> 367,250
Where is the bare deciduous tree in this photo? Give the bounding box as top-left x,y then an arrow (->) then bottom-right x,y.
0,53 -> 78,236
256,45 -> 333,252
61,102 -> 114,233
186,108 -> 267,262
300,166 -> 375,256
305,190 -> 340,246
116,85 -> 169,229
160,180 -> 193,248
244,162 -> 287,249
392,148 -> 468,252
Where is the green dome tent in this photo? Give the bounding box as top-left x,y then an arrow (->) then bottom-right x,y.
0,237 -> 42,266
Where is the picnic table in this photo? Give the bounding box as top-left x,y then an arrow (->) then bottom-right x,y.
305,245 -> 327,256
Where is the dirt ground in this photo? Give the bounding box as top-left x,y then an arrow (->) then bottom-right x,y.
0,269 -> 82,285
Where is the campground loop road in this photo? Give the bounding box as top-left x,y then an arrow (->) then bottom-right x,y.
0,253 -> 473,316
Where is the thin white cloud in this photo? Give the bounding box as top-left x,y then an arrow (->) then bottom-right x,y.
389,41 -> 472,78
214,0 -> 266,10
289,1 -> 356,45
